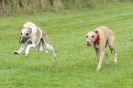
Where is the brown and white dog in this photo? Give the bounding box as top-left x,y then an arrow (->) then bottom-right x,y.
14,22 -> 56,59
86,26 -> 117,71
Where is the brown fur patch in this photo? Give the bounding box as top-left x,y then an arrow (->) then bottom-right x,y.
26,27 -> 32,33
33,27 -> 42,44
21,27 -> 32,33
42,31 -> 49,44
36,28 -> 41,38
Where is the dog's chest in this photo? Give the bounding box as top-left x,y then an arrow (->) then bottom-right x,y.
27,40 -> 32,44
94,44 -> 100,49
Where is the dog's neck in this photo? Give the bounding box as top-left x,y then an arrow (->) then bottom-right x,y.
94,34 -> 100,45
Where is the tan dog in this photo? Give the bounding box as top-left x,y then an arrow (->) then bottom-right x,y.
14,22 -> 56,59
86,26 -> 117,71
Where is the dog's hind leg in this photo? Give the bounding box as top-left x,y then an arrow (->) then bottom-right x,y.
39,38 -> 48,53
41,32 -> 56,59
109,47 -> 118,64
108,35 -> 118,64
36,40 -> 41,51
105,51 -> 109,64
36,39 -> 45,52
42,45 -> 48,53
45,43 -> 56,59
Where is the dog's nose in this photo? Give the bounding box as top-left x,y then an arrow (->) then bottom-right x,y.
22,40 -> 25,43
21,37 -> 27,43
87,41 -> 91,46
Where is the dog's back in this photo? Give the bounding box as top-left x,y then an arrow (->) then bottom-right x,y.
42,31 -> 49,44
94,26 -> 115,45
95,26 -> 114,38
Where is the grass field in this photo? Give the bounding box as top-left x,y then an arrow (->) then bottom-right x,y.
0,3 -> 133,88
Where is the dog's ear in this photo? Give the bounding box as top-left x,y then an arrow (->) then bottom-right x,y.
27,27 -> 32,33
94,30 -> 98,34
29,27 -> 32,33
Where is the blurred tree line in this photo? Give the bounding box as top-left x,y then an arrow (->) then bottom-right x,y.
0,0 -> 132,15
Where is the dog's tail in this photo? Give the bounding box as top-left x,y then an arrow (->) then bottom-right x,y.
41,32 -> 56,59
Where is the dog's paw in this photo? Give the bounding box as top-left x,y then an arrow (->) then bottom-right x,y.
25,54 -> 28,57
14,51 -> 19,55
114,59 -> 118,64
96,65 -> 101,71
106,60 -> 110,64
53,56 -> 56,60
45,50 -> 49,53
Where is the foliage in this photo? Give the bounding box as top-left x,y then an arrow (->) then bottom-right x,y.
0,0 -> 133,15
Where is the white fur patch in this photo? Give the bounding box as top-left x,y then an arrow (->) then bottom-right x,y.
23,22 -> 37,36
95,44 -> 99,48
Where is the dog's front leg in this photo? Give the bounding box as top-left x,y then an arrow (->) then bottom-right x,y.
14,44 -> 25,55
96,49 -> 105,71
95,48 -> 100,61
25,44 -> 36,56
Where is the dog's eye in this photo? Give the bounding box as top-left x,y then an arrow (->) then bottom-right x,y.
20,33 -> 22,35
26,33 -> 29,36
86,36 -> 88,38
91,36 -> 95,38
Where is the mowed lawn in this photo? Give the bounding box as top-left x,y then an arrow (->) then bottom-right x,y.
0,3 -> 133,88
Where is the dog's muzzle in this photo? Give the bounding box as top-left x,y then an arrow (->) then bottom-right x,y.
87,41 -> 92,46
19,37 -> 28,44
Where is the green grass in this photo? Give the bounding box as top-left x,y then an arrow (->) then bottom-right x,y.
0,3 -> 133,88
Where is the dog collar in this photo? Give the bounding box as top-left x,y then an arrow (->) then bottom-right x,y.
94,34 -> 100,45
